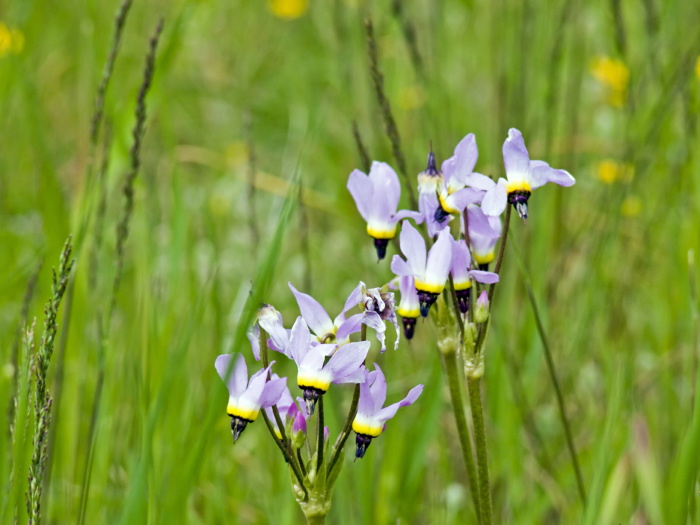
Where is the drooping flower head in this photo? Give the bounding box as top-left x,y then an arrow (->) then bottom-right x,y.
434,134 -> 494,226
392,275 -> 420,339
358,283 -> 400,352
348,161 -> 422,260
285,317 -> 369,414
466,205 -> 502,270
482,128 -> 575,220
352,364 -> 423,459
215,353 -> 287,442
450,238 -> 499,314
247,304 -> 289,360
391,221 -> 453,317
417,150 -> 444,237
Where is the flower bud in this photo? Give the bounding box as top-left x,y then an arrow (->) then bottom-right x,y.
474,291 -> 490,324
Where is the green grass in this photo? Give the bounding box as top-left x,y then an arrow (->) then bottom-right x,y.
1,0 -> 700,523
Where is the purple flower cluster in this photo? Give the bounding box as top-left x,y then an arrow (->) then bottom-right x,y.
348,128 -> 575,337
215,282 -> 423,459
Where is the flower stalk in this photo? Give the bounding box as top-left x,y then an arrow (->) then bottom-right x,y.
466,374 -> 492,525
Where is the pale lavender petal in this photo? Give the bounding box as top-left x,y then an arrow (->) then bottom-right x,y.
375,384 -> 424,424
316,343 -> 337,357
464,172 -> 496,192
394,209 -> 424,224
357,369 -> 374,418
368,161 -> 401,224
425,228 -> 453,286
481,178 -> 508,217
292,400 -> 307,433
215,353 -> 248,396
298,345 -> 327,373
450,238 -> 472,283
259,376 -> 288,408
337,312 -> 363,341
287,316 -> 311,364
469,270 -> 500,284
530,160 -> 575,189
340,283 -> 364,317
369,364 -> 387,413
325,341 -> 370,383
347,169 -> 372,222
339,367 -> 367,384
445,133 -> 478,184
399,220 -> 427,277
503,128 -> 530,182
289,283 -> 334,336
246,326 -> 261,361
362,311 -> 387,353
245,362 -> 275,403
449,187 -> 483,213
467,205 -> 500,240
259,316 -> 289,355
390,255 -> 414,277
419,192 -> 441,237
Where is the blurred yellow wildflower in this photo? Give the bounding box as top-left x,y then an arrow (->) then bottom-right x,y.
695,56 -> 700,80
268,0 -> 309,20
397,85 -> 426,110
621,195 -> 642,217
590,56 -> 629,107
597,160 -> 634,184
0,22 -> 24,57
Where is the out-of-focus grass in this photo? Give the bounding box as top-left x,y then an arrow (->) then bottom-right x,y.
1,1 -> 699,523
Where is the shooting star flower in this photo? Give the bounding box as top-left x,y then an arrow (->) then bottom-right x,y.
352,364 -> 423,459
286,317 -> 369,415
450,238 -> 499,314
347,161 -> 422,260
215,353 -> 287,442
391,221 -> 453,317
467,205 -> 502,270
482,128 -> 575,220
247,304 -> 289,360
393,275 -> 420,339
358,284 -> 400,352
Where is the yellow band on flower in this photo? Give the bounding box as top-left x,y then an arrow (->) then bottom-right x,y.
438,193 -> 461,215
415,279 -> 445,294
397,306 -> 420,318
506,180 -> 532,194
453,280 -> 472,291
474,252 -> 495,265
367,224 -> 397,240
297,375 -> 331,392
227,404 -> 259,421
352,419 -> 383,437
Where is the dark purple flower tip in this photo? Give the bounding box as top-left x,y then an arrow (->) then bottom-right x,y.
373,238 -> 389,260
302,387 -> 324,416
417,290 -> 439,317
456,289 -> 470,314
433,204 -> 451,224
355,433 -> 374,459
401,316 -> 417,339
230,416 -> 251,443
508,191 -> 531,220
424,150 -> 439,175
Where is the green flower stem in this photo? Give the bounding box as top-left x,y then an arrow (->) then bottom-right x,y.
467,375 -> 493,525
327,324 -> 367,475
260,410 -> 308,500
444,349 -> 481,522
316,396 -> 325,472
487,204 -> 512,304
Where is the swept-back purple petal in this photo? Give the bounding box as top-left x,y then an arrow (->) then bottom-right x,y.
357,369 -> 375,417
347,169 -> 372,222
287,316 -> 311,363
289,283 -> 334,336
259,376 -> 288,408
337,312 -> 363,341
245,362 -> 275,403
325,341 -> 370,382
425,228 -> 453,285
464,172 -> 496,192
449,187 -> 483,213
503,128 -> 531,182
451,239 -> 472,281
399,221 -> 427,276
368,162 -> 401,223
469,270 -> 500,284
340,283 -> 363,316
481,178 -> 508,217
298,345 -> 327,373
375,384 -> 424,424
390,255 -> 414,277
369,364 -> 387,413
530,160 -> 575,189
362,311 -> 387,352
215,353 -> 247,396
259,317 -> 289,355
467,205 -> 500,240
246,327 -> 261,361
419,192 -> 442,237
394,209 -> 424,223
447,133 -> 478,183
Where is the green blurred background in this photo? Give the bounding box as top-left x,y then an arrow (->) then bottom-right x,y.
1,0 -> 699,523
